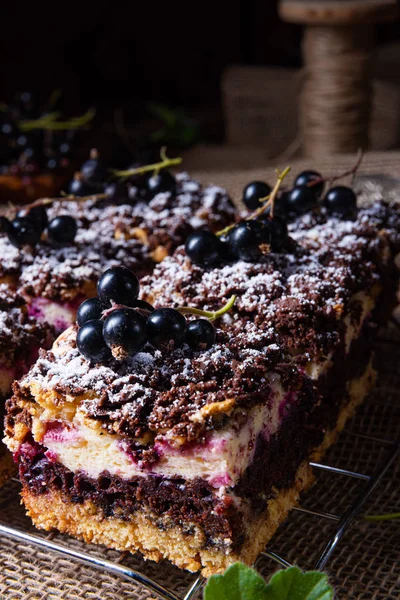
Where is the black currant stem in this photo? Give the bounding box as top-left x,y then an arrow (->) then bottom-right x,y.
364,512 -> 400,522
259,166 -> 291,219
0,192 -> 108,218
101,302 -> 153,319
112,147 -> 182,179
216,166 -> 291,238
20,108 -> 95,131
307,149 -> 364,190
177,295 -> 236,321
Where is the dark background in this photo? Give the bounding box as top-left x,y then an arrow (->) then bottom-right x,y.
2,1 -> 399,144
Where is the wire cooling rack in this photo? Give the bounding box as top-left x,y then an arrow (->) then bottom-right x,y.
0,325 -> 399,599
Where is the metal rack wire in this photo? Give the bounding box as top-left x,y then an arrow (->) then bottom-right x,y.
0,430 -> 398,600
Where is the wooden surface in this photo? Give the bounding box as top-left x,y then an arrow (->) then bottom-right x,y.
185,148 -> 400,201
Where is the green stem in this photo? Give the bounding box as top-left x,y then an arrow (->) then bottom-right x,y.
364,512 -> 400,522
255,166 -> 291,220
1,192 -> 108,218
216,166 -> 291,238
112,147 -> 182,179
177,295 -> 236,321
20,107 -> 95,131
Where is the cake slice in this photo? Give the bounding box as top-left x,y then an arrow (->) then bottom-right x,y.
0,284 -> 54,485
0,172 -> 235,333
4,200 -> 400,575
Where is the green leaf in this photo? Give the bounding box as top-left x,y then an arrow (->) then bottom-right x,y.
264,567 -> 334,600
203,564 -> 334,600
204,563 -> 269,600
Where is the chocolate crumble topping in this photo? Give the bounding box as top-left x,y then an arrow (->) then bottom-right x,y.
0,173 -> 235,301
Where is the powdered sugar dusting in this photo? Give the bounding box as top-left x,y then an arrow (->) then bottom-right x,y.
0,172 -> 234,301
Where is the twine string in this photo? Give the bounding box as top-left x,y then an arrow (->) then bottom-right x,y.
301,25 -> 374,156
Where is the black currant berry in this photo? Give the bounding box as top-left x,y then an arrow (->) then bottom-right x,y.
269,216 -> 289,252
8,217 -> 41,247
147,308 -> 187,349
46,156 -> 61,172
77,297 -> 103,327
1,119 -> 19,138
186,319 -> 216,350
16,134 -> 30,151
97,267 -> 140,307
294,170 -> 324,198
287,186 -> 318,214
103,308 -> 147,358
242,181 -> 271,210
323,186 -> 357,218
81,149 -> 107,185
0,216 -> 11,234
105,182 -> 130,205
16,92 -> 37,119
146,171 -> 176,197
185,231 -> 222,267
218,238 -> 237,263
76,319 -> 111,363
227,220 -> 270,261
133,299 -> 155,312
47,215 -> 77,244
68,172 -> 100,197
59,141 -> 72,157
17,205 -> 48,232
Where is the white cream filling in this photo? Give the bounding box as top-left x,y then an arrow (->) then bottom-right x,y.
34,374 -> 289,488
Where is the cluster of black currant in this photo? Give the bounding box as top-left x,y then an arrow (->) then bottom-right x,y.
0,92 -> 86,176
76,267 -> 234,363
185,216 -> 288,266
242,170 -> 357,220
185,167 -> 358,267
67,147 -> 180,204
0,204 -> 77,248
185,167 -> 291,266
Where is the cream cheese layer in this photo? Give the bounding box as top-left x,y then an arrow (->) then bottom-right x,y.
30,374 -> 288,488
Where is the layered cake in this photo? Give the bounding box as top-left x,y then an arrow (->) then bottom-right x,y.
0,172 -> 234,333
0,284 -> 54,484
0,169 -> 234,481
4,188 -> 400,574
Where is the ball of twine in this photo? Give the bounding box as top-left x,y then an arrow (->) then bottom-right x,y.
301,25 -> 374,157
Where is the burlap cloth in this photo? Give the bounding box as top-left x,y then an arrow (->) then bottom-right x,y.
0,150 -> 399,599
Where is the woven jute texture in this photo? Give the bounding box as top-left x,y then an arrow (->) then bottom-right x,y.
0,152 -> 400,599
